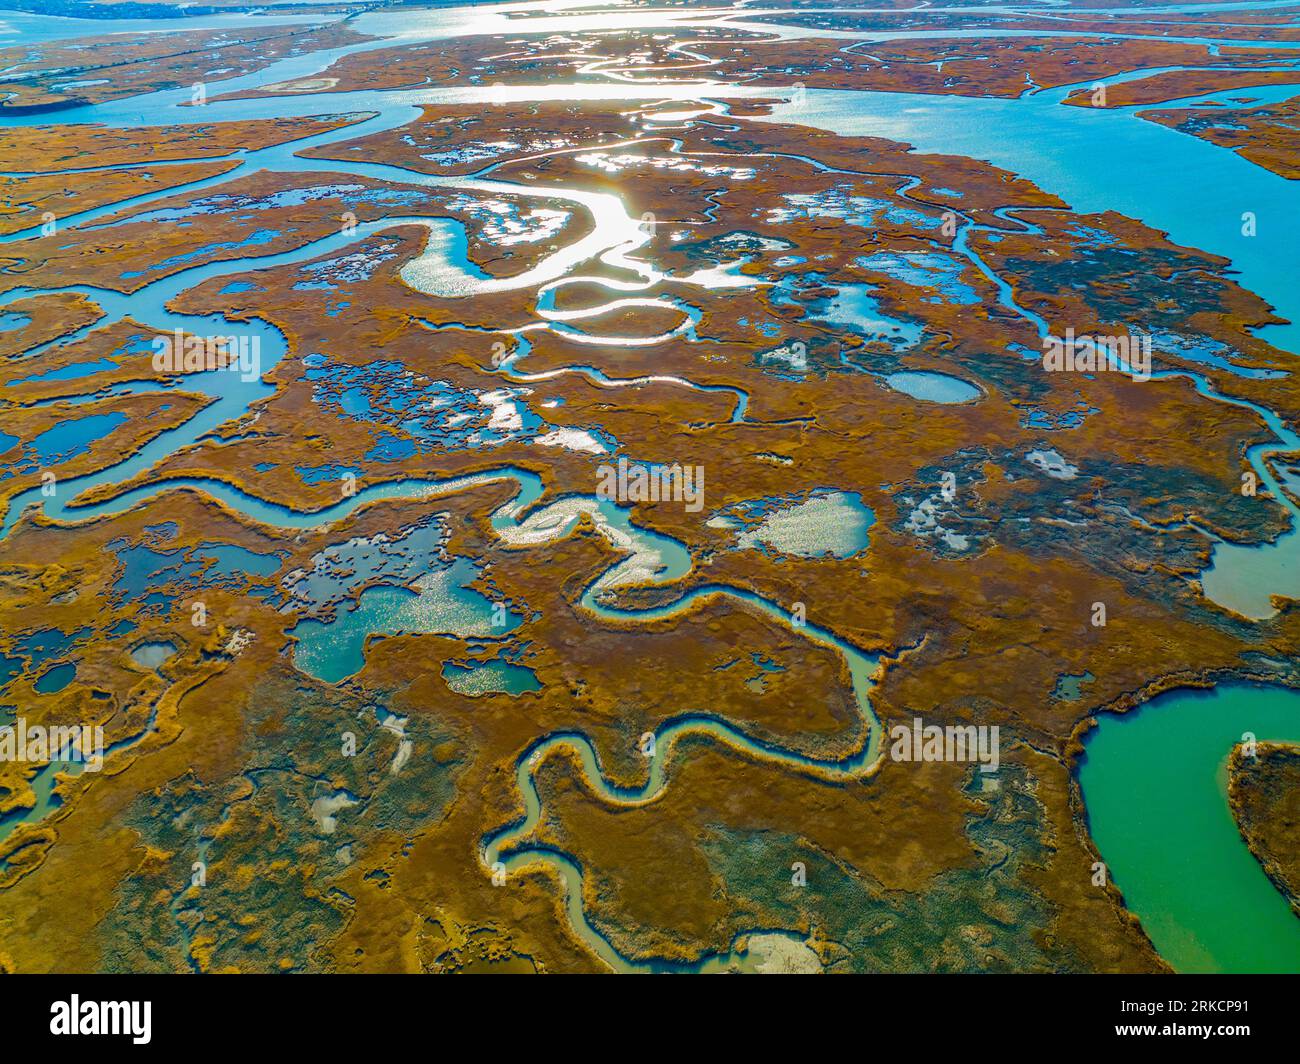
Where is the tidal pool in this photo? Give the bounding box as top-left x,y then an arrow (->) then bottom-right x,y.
129,641 -> 176,669
23,412 -> 129,467
1201,519 -> 1300,621
442,658 -> 541,696
290,560 -> 513,684
1079,683 -> 1300,973
729,490 -> 874,559
882,370 -> 980,404
33,662 -> 76,694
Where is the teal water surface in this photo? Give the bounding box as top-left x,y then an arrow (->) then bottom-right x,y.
1080,684 -> 1300,973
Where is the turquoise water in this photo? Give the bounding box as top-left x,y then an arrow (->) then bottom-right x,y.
883,370 -> 981,404
782,80 -> 1300,352
442,658 -> 541,696
1080,684 -> 1300,973
290,560 -> 510,684
23,412 -> 128,466
729,490 -> 874,558
0,11 -> 326,47
10,359 -> 120,386
129,641 -> 175,669
33,662 -> 75,694
0,758 -> 76,845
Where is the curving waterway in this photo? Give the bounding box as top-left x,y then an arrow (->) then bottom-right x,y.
1081,684 -> 1300,973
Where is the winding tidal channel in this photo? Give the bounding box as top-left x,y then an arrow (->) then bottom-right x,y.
3,0 -> 1300,971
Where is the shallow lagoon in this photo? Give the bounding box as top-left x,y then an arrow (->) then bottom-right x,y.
725,490 -> 875,559
1080,684 -> 1300,973
129,641 -> 176,669
442,658 -> 541,696
290,559 -> 514,683
883,370 -> 980,404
